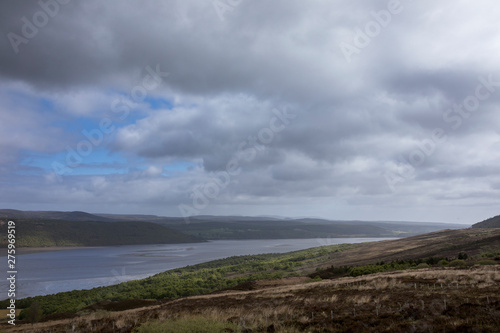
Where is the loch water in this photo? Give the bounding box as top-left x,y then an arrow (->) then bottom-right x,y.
1,238 -> 392,298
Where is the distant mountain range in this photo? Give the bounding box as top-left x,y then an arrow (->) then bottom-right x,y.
0,209 -> 114,222
0,209 -> 474,247
95,212 -> 468,239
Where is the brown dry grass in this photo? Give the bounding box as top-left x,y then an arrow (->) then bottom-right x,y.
315,228 -> 500,268
4,265 -> 499,332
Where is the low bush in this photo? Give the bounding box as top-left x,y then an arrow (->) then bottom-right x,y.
438,260 -> 449,266
309,275 -> 322,282
448,259 -> 466,267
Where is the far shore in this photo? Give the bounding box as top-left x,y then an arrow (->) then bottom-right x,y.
0,237 -> 395,256
0,246 -> 104,256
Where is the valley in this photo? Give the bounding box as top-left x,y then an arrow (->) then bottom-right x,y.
1,226 -> 499,332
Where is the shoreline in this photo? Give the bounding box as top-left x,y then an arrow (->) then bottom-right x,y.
0,237 -> 398,256
0,246 -> 103,256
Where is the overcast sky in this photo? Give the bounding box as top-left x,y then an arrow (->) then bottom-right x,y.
1,0 -> 499,224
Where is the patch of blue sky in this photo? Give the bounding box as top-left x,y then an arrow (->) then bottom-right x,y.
106,89 -> 173,110
19,149 -> 129,176
161,161 -> 197,177
19,146 -> 195,178
38,97 -> 56,115
112,113 -> 148,129
50,111 -> 142,136
101,91 -> 148,125
19,151 -> 64,174
4,89 -> 55,116
62,166 -> 129,176
144,96 -> 174,110
51,116 -> 99,133
128,160 -> 195,176
105,97 -> 173,130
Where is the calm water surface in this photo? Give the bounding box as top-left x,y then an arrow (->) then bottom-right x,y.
1,238 -> 391,298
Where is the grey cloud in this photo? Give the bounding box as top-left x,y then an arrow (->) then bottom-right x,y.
1,0 -> 500,222
0,1 -> 356,103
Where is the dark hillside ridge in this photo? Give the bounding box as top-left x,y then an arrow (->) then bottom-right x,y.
472,214 -> 500,228
96,213 -> 466,236
166,220 -> 393,239
0,219 -> 202,247
0,209 -> 113,222
1,209 -> 467,240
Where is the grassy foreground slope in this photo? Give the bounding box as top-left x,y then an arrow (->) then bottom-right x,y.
0,219 -> 201,247
135,266 -> 500,333
4,266 -> 499,332
310,227 -> 500,275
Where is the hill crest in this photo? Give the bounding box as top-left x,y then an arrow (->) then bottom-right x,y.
472,214 -> 500,228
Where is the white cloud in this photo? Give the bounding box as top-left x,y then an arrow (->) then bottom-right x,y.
0,0 -> 499,222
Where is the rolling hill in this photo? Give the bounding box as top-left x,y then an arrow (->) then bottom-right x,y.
99,213 -> 467,238
165,219 -> 394,239
0,219 -> 201,247
0,209 -> 113,222
0,209 -> 476,250
472,214 -> 500,228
